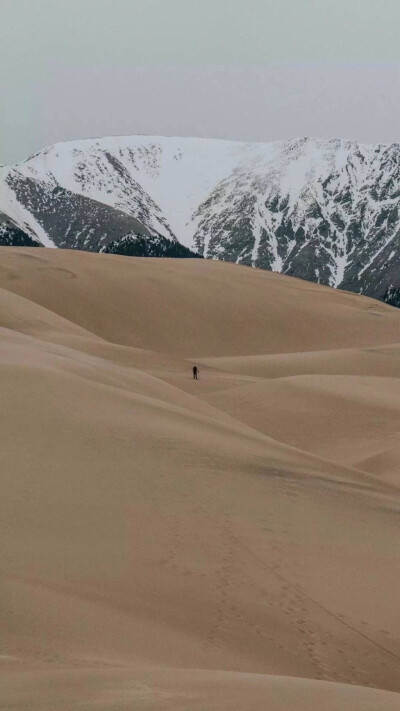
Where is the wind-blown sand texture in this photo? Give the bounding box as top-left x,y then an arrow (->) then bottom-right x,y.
1,248 -> 399,710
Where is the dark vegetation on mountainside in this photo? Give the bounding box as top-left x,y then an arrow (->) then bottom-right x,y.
99,232 -> 202,258
0,213 -> 41,247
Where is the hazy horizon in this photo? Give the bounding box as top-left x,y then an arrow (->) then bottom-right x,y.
1,0 -> 400,164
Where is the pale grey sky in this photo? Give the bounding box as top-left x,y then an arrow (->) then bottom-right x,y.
1,0 -> 400,164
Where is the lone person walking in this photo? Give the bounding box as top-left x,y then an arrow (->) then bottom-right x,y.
192,365 -> 199,380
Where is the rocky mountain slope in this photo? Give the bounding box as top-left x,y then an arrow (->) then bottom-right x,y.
0,211 -> 41,247
1,135 -> 399,300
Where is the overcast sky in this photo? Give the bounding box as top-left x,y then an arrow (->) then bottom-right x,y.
1,0 -> 400,164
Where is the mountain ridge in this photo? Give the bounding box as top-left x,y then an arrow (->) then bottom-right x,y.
1,134 -> 400,302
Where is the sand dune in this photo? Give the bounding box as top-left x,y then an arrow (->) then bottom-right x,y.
4,667 -> 400,711
1,248 -> 399,709
199,343 -> 400,379
201,374 -> 400,484
0,248 -> 399,355
357,443 -> 400,483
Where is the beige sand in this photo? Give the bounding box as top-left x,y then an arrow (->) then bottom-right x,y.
1,248 -> 399,710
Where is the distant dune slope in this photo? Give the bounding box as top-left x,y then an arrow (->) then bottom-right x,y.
0,248 -> 399,356
1,248 -> 399,710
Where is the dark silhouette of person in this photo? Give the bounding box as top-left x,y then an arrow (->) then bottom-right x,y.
193,365 -> 199,380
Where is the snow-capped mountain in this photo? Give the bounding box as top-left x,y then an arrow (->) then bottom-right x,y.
1,135 -> 400,302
